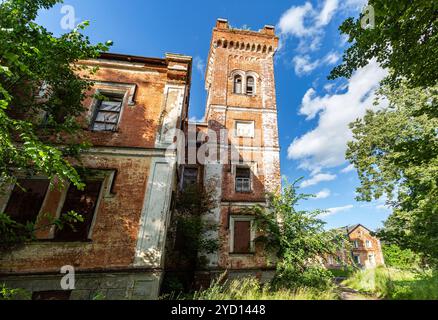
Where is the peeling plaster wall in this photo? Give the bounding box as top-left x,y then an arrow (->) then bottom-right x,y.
0,53 -> 191,299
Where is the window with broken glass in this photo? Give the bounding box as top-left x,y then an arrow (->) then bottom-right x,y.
91,93 -> 123,131
235,167 -> 251,192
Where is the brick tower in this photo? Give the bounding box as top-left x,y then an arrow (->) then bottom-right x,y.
194,18 -> 281,281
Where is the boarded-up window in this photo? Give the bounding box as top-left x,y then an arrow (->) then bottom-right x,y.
4,179 -> 49,225
235,121 -> 254,138
32,290 -> 71,300
233,220 -> 251,253
235,167 -> 251,192
55,180 -> 102,241
91,94 -> 123,131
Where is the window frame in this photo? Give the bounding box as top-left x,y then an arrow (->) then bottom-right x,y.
181,166 -> 199,190
235,166 -> 252,193
229,215 -> 255,254
234,120 -> 255,138
0,177 -> 51,226
233,74 -> 243,94
90,91 -> 125,132
365,239 -> 372,248
51,170 -> 114,242
353,254 -> 361,265
246,76 -> 255,95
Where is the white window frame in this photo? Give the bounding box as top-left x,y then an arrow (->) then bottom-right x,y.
234,165 -> 252,193
353,240 -> 360,248
365,239 -> 372,248
229,215 -> 255,254
234,120 -> 255,138
229,70 -> 259,96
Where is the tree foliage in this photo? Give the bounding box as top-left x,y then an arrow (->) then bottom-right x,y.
382,244 -> 422,270
0,0 -> 111,188
329,0 -> 438,88
347,83 -> 438,263
251,180 -> 348,289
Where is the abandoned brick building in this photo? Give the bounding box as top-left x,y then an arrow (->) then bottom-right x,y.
325,224 -> 385,270
0,18 -> 280,299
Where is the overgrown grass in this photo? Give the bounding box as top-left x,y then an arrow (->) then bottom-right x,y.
343,266 -> 438,300
174,276 -> 339,300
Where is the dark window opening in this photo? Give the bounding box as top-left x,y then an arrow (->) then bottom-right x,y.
235,167 -> 251,192
182,167 -> 198,189
4,179 -> 49,225
54,180 -> 102,242
91,94 -> 123,131
32,290 -> 71,300
233,220 -> 251,253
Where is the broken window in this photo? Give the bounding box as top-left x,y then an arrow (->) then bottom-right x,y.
235,167 -> 251,192
233,75 -> 242,94
54,180 -> 102,242
246,76 -> 254,95
91,93 -> 123,131
233,220 -> 251,253
4,179 -> 49,225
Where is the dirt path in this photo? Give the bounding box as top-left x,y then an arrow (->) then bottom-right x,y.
334,277 -> 380,300
338,285 -> 379,300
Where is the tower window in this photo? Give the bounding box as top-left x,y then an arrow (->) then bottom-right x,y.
91,93 -> 123,131
246,76 -> 255,95
235,167 -> 251,192
233,75 -> 243,94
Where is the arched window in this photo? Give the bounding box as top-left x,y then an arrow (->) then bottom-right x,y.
234,75 -> 242,94
246,76 -> 255,95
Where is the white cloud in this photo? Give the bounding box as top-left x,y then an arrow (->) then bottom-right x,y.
278,2 -> 315,37
189,116 -> 204,123
323,51 -> 340,65
193,56 -> 205,74
300,173 -> 336,188
292,55 -> 320,76
288,60 -> 388,171
317,0 -> 339,26
314,188 -> 331,199
292,51 -> 341,76
278,0 -> 339,53
320,204 -> 354,217
341,164 -> 355,173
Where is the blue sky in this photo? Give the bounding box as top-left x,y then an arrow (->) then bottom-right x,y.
37,0 -> 391,230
